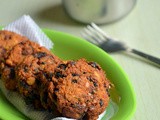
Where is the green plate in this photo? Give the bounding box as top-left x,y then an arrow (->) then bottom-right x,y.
0,29 -> 136,120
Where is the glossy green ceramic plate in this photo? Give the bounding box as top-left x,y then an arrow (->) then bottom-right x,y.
0,29 -> 136,120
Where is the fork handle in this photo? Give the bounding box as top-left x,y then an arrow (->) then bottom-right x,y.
130,49 -> 160,66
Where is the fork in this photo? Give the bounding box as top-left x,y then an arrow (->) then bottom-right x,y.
81,23 -> 160,66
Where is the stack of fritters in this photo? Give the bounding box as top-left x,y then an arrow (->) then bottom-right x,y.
0,30 -> 111,120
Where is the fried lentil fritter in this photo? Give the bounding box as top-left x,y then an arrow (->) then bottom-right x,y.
0,30 -> 27,63
0,30 -> 27,90
0,30 -> 111,120
54,59 -> 110,120
1,40 -> 52,90
16,54 -> 61,108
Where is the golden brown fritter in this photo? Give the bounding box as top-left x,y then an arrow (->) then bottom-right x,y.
4,40 -> 51,66
0,30 -> 111,120
0,30 -> 27,64
54,59 -> 110,120
0,30 -> 27,90
16,54 -> 61,108
0,40 -> 55,90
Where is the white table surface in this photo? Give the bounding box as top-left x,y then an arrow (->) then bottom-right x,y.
0,0 -> 160,120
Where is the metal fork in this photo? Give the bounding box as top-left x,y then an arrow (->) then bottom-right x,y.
82,23 -> 160,66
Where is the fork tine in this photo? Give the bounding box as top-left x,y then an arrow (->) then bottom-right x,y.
81,29 -> 99,45
82,23 -> 114,46
83,28 -> 100,45
91,23 -> 121,42
82,28 -> 100,45
90,23 -> 110,39
86,25 -> 106,43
